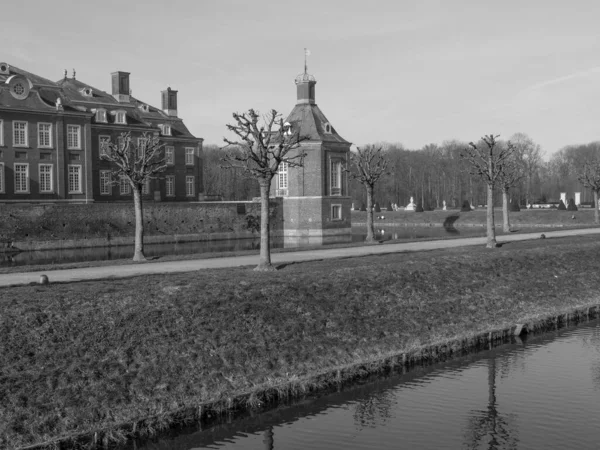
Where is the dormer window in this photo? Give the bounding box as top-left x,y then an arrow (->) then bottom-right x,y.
115,111 -> 127,124
0,63 -> 9,75
81,87 -> 93,97
323,122 -> 332,134
160,124 -> 171,136
95,109 -> 107,123
139,104 -> 150,113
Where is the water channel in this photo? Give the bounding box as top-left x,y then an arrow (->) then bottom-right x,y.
130,318 -> 600,450
1,226 -> 494,267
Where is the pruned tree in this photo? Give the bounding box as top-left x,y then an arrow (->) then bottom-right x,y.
345,145 -> 388,242
497,143 -> 524,232
101,131 -> 166,261
461,135 -> 517,248
578,158 -> 600,224
223,109 -> 305,271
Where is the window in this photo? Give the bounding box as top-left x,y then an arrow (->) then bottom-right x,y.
165,146 -> 174,165
99,135 -> 111,158
161,124 -> 171,136
142,178 -> 150,195
137,137 -> 148,156
100,170 -> 112,195
119,176 -> 131,195
331,204 -> 342,221
0,119 -> 4,146
14,163 -> 29,193
330,160 -> 342,196
39,164 -> 53,193
185,147 -> 195,165
38,123 -> 52,148
68,165 -> 82,193
95,109 -> 107,123
186,176 -> 195,197
276,161 -> 288,196
0,163 -> 4,193
166,175 -> 175,196
67,125 -> 81,149
115,111 -> 126,124
13,121 -> 28,147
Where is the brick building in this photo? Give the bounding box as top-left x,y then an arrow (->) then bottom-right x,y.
271,69 -> 353,245
0,62 -> 202,203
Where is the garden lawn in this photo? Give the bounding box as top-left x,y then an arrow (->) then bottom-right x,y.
2,235 -> 600,448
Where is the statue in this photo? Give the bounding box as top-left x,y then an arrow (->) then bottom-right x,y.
442,200 -> 447,211
405,196 -> 416,212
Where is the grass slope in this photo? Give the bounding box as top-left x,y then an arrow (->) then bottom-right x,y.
2,235 -> 600,448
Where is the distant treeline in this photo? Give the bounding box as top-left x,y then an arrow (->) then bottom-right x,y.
202,134 -> 600,208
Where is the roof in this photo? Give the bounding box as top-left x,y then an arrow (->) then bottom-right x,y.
285,103 -> 350,145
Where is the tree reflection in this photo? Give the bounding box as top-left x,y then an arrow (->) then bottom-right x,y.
463,358 -> 519,449
352,390 -> 394,429
262,426 -> 274,450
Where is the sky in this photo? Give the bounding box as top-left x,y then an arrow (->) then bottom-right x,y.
3,0 -> 600,158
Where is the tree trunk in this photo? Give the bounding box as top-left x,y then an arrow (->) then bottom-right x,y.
486,184 -> 497,248
255,179 -> 275,271
365,183 -> 376,242
595,190 -> 599,225
132,185 -> 146,262
502,188 -> 510,232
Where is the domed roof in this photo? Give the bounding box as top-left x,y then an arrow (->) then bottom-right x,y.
295,72 -> 316,84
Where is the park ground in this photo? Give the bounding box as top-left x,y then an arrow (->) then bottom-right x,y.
2,223 -> 600,448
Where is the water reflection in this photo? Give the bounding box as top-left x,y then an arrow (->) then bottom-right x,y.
130,319 -> 600,450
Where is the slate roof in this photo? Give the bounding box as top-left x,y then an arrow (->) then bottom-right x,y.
285,103 -> 350,145
0,62 -> 199,140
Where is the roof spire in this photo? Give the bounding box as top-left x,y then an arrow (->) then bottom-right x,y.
72,68 -> 76,80
304,48 -> 310,75
64,69 -> 67,80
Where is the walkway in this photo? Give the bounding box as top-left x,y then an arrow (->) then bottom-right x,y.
1,228 -> 599,287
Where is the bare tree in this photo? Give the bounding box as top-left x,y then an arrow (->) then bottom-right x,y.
461,135 -> 517,248
497,142 -> 523,232
577,158 -> 600,224
101,131 -> 166,261
345,145 -> 388,243
223,109 -> 305,271
510,133 -> 542,206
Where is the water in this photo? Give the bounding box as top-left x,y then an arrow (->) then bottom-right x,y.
0,226 -> 488,267
132,319 -> 600,450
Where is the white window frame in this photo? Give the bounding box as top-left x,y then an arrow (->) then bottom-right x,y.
276,161 -> 288,197
165,146 -> 174,165
67,125 -> 81,150
166,175 -> 175,197
13,121 -> 28,147
0,163 -> 4,193
37,123 -> 53,148
100,170 -> 112,195
68,165 -> 82,193
185,147 -> 195,165
95,109 -> 107,123
186,175 -> 195,197
99,135 -> 111,158
119,176 -> 131,195
331,203 -> 342,221
161,124 -> 171,136
14,163 -> 29,193
0,119 -> 5,146
330,159 -> 342,196
39,164 -> 53,193
115,111 -> 127,124
142,178 -> 150,195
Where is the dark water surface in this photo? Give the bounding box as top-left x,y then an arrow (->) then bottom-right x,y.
0,226 -> 491,267
132,319 -> 600,450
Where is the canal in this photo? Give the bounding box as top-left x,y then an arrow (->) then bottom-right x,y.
1,226 -> 494,267
130,318 -> 600,450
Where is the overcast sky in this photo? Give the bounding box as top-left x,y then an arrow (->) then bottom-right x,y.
3,0 -> 600,157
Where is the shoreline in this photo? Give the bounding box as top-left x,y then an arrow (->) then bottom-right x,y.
23,303 -> 600,450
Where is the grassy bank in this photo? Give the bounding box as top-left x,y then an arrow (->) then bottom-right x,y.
2,235 -> 600,448
350,207 -> 600,227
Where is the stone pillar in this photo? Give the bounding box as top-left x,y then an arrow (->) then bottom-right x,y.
560,192 -> 566,205
575,192 -> 581,206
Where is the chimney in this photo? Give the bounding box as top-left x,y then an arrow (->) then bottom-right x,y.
111,71 -> 130,103
161,87 -> 178,117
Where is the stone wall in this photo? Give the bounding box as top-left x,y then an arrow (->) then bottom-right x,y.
0,201 -> 283,251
